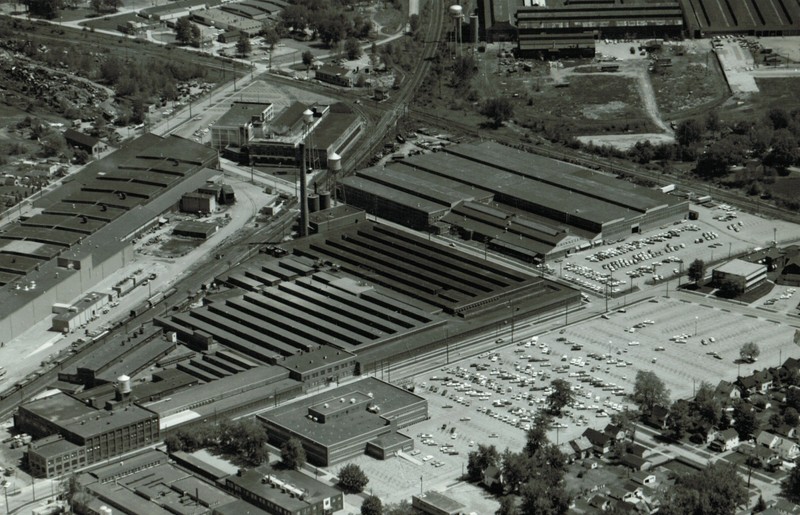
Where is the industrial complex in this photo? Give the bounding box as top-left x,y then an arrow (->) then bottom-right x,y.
342,141 -> 689,262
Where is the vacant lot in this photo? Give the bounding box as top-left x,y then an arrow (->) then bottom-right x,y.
651,45 -> 728,118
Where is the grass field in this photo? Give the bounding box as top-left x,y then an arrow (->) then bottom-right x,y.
652,49 -> 729,118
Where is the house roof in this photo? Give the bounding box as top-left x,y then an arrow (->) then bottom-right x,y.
64,128 -> 100,148
629,442 -> 648,457
569,436 -> 593,453
719,428 -> 739,440
631,471 -> 655,484
604,423 -> 623,436
583,427 -> 612,446
620,453 -> 649,469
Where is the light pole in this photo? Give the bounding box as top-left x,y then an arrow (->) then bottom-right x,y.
694,316 -> 698,337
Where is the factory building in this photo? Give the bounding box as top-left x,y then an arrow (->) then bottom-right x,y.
211,101 -> 274,151
516,0 -> 684,57
712,259 -> 767,293
17,380 -> 160,478
341,141 -> 688,263
245,102 -> 362,169
477,0 -> 525,42
225,467 -> 343,515
0,133 -> 218,343
258,377 -> 426,466
50,291 -> 110,333
680,0 -> 800,37
191,8 -> 264,36
314,65 -> 354,87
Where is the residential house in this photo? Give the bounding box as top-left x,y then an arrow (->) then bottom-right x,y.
750,393 -> 772,410
630,471 -> 656,486
619,453 -> 651,471
756,430 -> 782,449
588,494 -> 612,511
710,428 -> 739,452
774,424 -> 797,440
482,465 -> 503,490
739,443 -> 781,469
583,428 -> 613,455
63,129 -> 103,156
568,436 -> 593,462
753,369 -> 774,393
714,380 -> 742,402
604,423 -> 628,442
775,438 -> 800,461
644,405 -> 669,430
770,498 -> 800,514
737,375 -> 758,395
628,443 -> 648,458
607,483 -> 641,503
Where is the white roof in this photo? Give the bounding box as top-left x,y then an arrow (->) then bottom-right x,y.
714,259 -> 765,277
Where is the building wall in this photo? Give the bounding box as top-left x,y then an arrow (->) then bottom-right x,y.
28,444 -> 88,478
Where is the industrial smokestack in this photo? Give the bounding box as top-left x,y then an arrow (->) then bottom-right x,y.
299,142 -> 309,237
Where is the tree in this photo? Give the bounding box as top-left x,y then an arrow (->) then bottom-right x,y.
765,129 -> 800,170
739,342 -> 760,363
732,402 -> 759,440
676,118 -> 703,146
40,132 -> 67,157
344,37 -> 362,60
519,477 -> 570,515
716,279 -> 741,299
175,17 -> 196,46
754,494 -> 767,513
338,463 -> 369,493
666,400 -> 692,440
467,444 -> 500,482
524,414 -> 552,457
280,437 -> 306,470
481,98 -> 514,128
23,0 -> 62,19
688,258 -> 705,284
693,381 -> 721,427
788,388 -> 800,412
631,370 -> 670,415
383,500 -> 415,515
451,55 -> 477,89
409,13 -> 420,34
547,379 -> 574,416
696,136 -> 745,178
783,463 -> 800,502
236,33 -> 252,56
301,50 -> 315,71
706,110 -> 721,132
497,496 -> 518,515
361,495 -> 382,515
784,407 -> 799,426
659,462 -> 747,515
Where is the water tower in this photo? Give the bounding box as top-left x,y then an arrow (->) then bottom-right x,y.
449,4 -> 463,57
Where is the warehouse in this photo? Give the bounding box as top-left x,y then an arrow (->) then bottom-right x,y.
17,388 -> 160,477
680,0 -> 800,37
341,141 -> 688,261
173,220 -> 219,239
516,0 -> 684,57
0,133 -> 218,343
478,0 -> 524,42
258,377 -> 426,466
225,466 -> 343,515
211,101 -> 274,151
50,291 -> 109,333
712,259 -> 767,293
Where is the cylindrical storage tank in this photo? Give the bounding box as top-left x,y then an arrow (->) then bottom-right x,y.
449,4 -> 462,18
320,192 -> 332,210
117,375 -> 132,394
327,151 -> 342,172
470,14 -> 479,44
308,194 -> 320,213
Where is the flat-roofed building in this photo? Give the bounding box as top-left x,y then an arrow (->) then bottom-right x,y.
341,141 -> 688,260
225,466 -> 343,515
212,101 -> 274,150
258,377 -> 426,466
412,491 -> 467,515
16,392 -> 160,477
712,259 -> 767,293
516,0 -> 684,57
314,65 -> 353,87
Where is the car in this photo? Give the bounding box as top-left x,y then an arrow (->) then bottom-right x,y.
422,455 -> 433,462
496,338 -> 504,344
489,433 -> 499,438
410,449 -> 421,456
655,346 -> 665,351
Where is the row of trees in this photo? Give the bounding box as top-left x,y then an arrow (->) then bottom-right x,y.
467,414 -> 571,515
279,0 -> 374,48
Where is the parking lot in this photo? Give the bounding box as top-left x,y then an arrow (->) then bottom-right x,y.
348,290 -> 799,505
556,201 -> 799,298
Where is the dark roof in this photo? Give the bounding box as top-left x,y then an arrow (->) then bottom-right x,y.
620,453 -> 649,469
719,428 -> 739,440
64,128 -> 100,148
583,428 -> 612,446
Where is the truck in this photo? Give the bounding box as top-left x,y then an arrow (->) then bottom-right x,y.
659,184 -> 676,193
